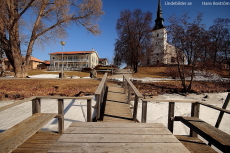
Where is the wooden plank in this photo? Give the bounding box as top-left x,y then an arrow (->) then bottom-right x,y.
94,73 -> 107,94
0,113 -> 57,153
58,99 -> 64,134
64,127 -> 172,135
48,142 -> 190,153
123,74 -> 143,98
168,102 -> 175,133
87,99 -> 92,122
0,97 -> 36,112
175,116 -> 230,153
190,102 -> 200,137
36,96 -> 93,100
215,93 -> 230,128
103,85 -> 134,122
141,100 -> 147,123
70,122 -> 165,128
175,135 -> 217,153
57,134 -> 180,143
198,101 -> 230,114
143,99 -> 197,103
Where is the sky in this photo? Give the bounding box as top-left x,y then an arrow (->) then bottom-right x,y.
31,0 -> 230,63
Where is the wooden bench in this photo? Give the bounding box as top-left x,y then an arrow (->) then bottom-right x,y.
0,113 -> 57,153
175,116 -> 230,153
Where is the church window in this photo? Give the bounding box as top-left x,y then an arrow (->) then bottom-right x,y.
171,57 -> 176,63
157,33 -> 159,37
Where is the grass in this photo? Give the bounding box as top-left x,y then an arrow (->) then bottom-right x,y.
0,79 -> 101,100
28,69 -> 90,78
133,66 -> 168,78
1,67 -> 229,100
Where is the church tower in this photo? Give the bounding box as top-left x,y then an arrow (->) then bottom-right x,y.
151,0 -> 168,65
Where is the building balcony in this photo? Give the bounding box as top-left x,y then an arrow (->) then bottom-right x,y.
53,59 -> 88,62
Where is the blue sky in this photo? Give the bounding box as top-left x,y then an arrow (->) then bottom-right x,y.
32,0 -> 230,63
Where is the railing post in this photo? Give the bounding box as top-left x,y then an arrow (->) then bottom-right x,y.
58,99 -> 64,134
190,102 -> 200,137
124,79 -> 127,94
127,85 -> 131,104
133,95 -> 139,121
122,75 -> 125,88
87,99 -> 92,122
141,100 -> 147,123
96,94 -> 101,120
32,98 -> 41,114
168,102 -> 175,133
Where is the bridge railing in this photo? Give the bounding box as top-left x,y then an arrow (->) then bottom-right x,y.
94,73 -> 108,120
141,93 -> 230,136
123,74 -> 143,121
0,96 -> 93,134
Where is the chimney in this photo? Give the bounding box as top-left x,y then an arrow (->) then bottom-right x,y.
92,48 -> 95,51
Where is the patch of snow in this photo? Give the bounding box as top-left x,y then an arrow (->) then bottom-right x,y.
0,96 -> 96,132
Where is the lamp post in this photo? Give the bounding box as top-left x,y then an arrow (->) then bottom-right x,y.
60,41 -> 66,80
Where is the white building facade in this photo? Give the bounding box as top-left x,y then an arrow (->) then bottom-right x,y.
48,51 -> 99,70
150,0 -> 177,65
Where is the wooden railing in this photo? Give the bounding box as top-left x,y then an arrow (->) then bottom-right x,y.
0,96 -> 93,134
94,73 -> 108,120
141,93 -> 230,137
123,74 -> 143,121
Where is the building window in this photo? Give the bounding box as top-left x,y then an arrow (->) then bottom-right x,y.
157,33 -> 159,37
171,57 -> 176,63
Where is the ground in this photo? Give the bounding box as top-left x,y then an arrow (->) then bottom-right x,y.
0,67 -> 229,100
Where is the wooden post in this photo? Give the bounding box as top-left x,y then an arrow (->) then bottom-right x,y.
133,95 -> 139,121
58,99 -> 64,134
96,94 -> 101,120
215,93 -> 230,128
87,99 -> 92,122
32,98 -> 41,114
168,102 -> 175,133
209,93 -> 230,146
141,100 -> 147,123
122,75 -> 125,87
190,102 -> 200,137
127,85 -> 131,104
124,78 -> 127,94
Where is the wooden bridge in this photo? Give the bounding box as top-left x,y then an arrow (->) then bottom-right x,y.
0,70 -> 229,153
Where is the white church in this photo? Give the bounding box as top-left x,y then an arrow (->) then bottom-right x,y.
150,0 -> 177,65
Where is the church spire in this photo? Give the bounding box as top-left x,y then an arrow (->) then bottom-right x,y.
153,0 -> 165,30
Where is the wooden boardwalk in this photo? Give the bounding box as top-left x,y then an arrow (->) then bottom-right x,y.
103,84 -> 134,123
5,71 -> 191,152
48,122 -> 190,153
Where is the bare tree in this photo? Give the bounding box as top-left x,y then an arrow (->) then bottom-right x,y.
0,0 -> 104,77
209,18 -> 230,74
114,9 -> 153,72
167,12 -> 205,92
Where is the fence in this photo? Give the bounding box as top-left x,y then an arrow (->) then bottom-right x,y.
123,74 -> 143,121
0,96 -> 93,134
94,73 -> 108,120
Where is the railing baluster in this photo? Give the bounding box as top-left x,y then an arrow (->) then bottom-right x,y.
133,95 -> 139,121
127,85 -> 131,104
141,100 -> 147,123
168,102 -> 175,133
32,98 -> 41,114
58,99 -> 64,134
87,99 -> 92,122
190,102 -> 200,137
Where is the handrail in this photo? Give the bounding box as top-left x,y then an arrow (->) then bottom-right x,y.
94,73 -> 108,120
142,95 -> 230,137
0,96 -> 93,112
0,96 -> 94,134
123,74 -> 143,121
198,101 -> 230,114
